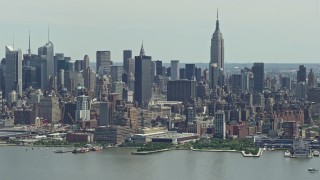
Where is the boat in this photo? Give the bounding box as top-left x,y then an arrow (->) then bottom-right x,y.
284,150 -> 291,157
72,148 -> 86,153
53,149 -> 69,153
307,168 -> 318,173
91,146 -> 103,151
313,150 -> 320,157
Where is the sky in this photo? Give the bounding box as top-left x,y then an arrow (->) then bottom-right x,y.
0,0 -> 320,63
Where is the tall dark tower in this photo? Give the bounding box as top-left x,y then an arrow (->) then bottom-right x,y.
210,10 -> 224,70
297,65 -> 306,83
252,62 -> 265,92
210,10 -> 224,89
134,43 -> 152,107
308,68 -> 315,87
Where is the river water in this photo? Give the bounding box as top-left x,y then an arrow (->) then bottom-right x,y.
0,146 -> 319,180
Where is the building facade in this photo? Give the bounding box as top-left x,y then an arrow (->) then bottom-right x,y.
134,44 -> 152,107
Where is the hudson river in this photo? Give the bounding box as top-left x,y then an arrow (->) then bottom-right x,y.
0,146 -> 319,180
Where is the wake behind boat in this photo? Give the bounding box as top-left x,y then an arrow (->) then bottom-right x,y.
307,168 -> 318,173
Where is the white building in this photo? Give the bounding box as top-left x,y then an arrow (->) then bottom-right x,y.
75,95 -> 90,121
170,60 -> 179,80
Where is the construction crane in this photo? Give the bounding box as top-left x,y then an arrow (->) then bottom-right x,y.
67,113 -> 76,125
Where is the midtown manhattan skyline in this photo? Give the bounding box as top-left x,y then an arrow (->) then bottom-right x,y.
1,0 -> 320,63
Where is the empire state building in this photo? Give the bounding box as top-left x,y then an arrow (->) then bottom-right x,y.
210,11 -> 224,70
209,10 -> 224,89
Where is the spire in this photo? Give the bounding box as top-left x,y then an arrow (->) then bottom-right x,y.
28,30 -> 31,56
140,41 -> 145,56
13,32 -> 15,50
217,8 -> 219,20
215,9 -> 220,31
48,24 -> 50,42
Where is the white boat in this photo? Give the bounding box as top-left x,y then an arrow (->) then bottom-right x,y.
284,150 -> 291,157
313,150 -> 320,156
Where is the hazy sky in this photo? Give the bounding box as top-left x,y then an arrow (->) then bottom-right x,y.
1,0 -> 320,63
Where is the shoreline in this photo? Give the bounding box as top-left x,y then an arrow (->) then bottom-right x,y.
1,144 -> 264,157
131,148 -> 263,157
191,148 -> 238,153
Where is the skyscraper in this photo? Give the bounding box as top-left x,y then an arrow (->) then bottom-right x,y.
123,50 -> 133,74
96,51 -> 112,75
83,67 -> 96,92
170,60 -> 179,80
83,55 -> 90,71
111,65 -> 123,83
134,43 -> 152,107
209,63 -> 220,89
123,50 -> 132,62
155,60 -> 163,76
214,110 -> 226,139
179,68 -> 186,79
252,62 -> 264,92
38,41 -> 54,77
308,68 -> 316,87
297,65 -> 306,83
4,46 -> 22,98
209,10 -> 224,89
75,94 -> 90,121
210,10 -> 224,70
185,64 -> 196,80
195,67 -> 202,81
